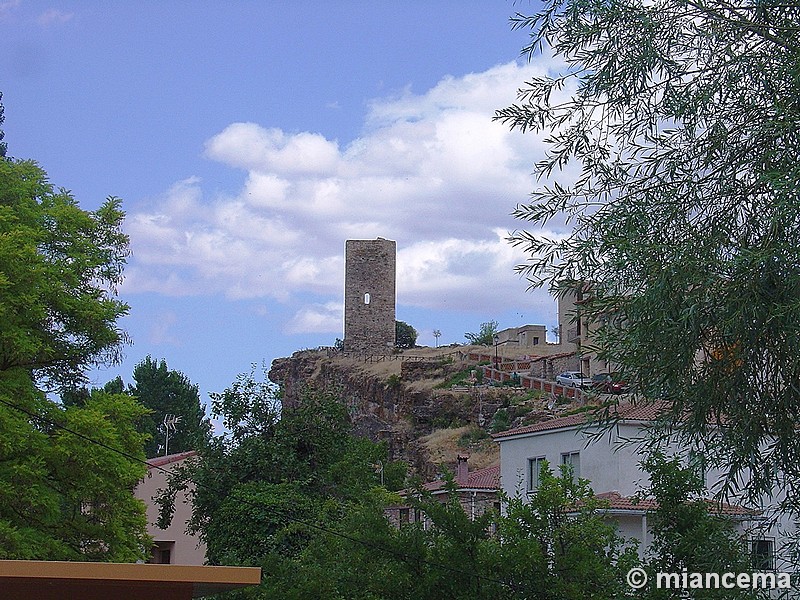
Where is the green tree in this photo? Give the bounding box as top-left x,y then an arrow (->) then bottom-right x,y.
496,463 -> 638,599
259,463 -> 636,599
640,453 -> 761,599
0,156 -> 148,560
0,379 -> 150,561
0,159 -> 130,389
130,356 -> 211,458
496,0 -> 800,508
158,368 -> 394,567
464,320 -> 499,346
490,407 -> 511,433
395,320 -> 418,349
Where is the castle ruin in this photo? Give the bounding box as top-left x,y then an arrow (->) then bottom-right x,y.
344,238 -> 396,353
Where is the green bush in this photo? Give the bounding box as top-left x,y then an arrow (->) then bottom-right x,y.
386,374 -> 402,390
435,369 -> 473,389
395,320 -> 417,349
491,408 -> 512,433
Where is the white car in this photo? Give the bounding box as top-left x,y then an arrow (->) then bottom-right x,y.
556,371 -> 592,388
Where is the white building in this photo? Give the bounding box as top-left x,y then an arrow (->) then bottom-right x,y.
493,403 -> 791,569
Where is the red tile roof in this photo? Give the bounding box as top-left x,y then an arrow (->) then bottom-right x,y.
492,401 -> 668,439
594,491 -> 755,517
146,450 -> 198,469
424,464 -> 500,492
594,491 -> 657,511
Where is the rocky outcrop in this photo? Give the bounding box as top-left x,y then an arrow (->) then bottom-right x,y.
268,350 -> 500,478
267,348 -> 583,479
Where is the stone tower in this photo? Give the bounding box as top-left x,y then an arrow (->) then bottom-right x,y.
344,238 -> 396,353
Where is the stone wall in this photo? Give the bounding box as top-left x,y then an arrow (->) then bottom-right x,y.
344,238 -> 396,353
528,351 -> 580,380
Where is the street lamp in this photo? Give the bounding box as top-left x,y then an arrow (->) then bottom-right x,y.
494,334 -> 500,370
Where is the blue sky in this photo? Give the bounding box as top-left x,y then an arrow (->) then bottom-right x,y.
1,1 -> 569,420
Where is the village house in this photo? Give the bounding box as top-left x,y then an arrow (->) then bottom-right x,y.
385,455 -> 500,527
492,402 -> 791,569
135,450 -> 206,565
493,324 -> 549,349
555,283 -> 610,377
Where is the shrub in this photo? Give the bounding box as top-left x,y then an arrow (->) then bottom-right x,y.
490,408 -> 512,433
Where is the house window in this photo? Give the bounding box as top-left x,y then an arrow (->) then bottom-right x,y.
752,539 -> 775,570
399,507 -> 410,525
527,457 -> 546,493
149,541 -> 174,564
561,451 -> 581,481
532,337 -> 539,346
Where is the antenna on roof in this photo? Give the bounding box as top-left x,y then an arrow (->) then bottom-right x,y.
161,414 -> 182,456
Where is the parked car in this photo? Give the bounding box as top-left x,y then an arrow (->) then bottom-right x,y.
591,372 -> 629,394
556,371 -> 592,388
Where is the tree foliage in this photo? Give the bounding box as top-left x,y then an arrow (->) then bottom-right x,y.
639,453 -> 761,600
0,153 -> 148,560
497,0 -> 800,508
256,463 -> 637,600
464,320 -> 499,346
395,320 -> 418,349
130,356 -> 211,458
158,368 -> 394,566
0,159 -> 130,389
0,378 -> 150,561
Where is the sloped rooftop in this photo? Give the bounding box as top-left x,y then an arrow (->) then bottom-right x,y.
423,464 -> 500,492
147,450 -> 198,469
492,401 -> 667,440
595,491 -> 755,517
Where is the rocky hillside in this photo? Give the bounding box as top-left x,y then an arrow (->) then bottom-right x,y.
268,347 -> 583,481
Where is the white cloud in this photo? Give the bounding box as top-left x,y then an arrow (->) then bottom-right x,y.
37,8 -> 73,26
125,59 -> 571,320
147,311 -> 180,346
285,302 -> 343,334
206,124 -> 340,176
0,0 -> 19,21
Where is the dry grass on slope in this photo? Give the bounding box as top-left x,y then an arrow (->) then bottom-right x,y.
420,425 -> 499,472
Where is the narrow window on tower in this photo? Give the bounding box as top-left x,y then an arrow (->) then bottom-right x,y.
364,293 -> 371,305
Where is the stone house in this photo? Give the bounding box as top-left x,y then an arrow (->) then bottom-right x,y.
386,456 -> 500,527
555,284 -> 605,376
494,324 -> 549,349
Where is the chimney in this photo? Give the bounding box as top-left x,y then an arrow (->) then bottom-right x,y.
456,454 -> 469,486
